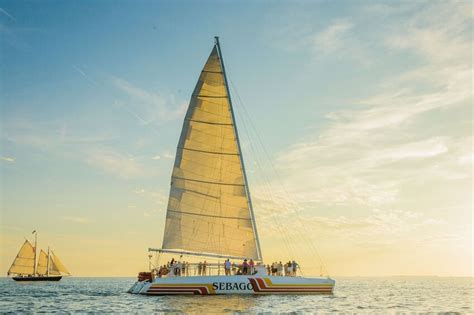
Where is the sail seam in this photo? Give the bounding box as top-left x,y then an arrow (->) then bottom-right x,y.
177,188 -> 220,199
187,118 -> 233,126
201,70 -> 223,74
172,176 -> 244,186
168,209 -> 251,221
180,147 -> 239,156
193,94 -> 227,98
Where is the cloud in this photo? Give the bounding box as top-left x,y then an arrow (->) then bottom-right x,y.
249,2 -> 472,274
110,75 -> 186,126
384,2 -> 471,64
0,156 -> 15,162
163,152 -> 174,159
310,19 -> 353,56
3,119 -> 114,150
85,149 -> 152,179
151,152 -> 174,161
273,2 -> 471,209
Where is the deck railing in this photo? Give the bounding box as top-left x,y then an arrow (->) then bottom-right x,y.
152,262 -> 300,278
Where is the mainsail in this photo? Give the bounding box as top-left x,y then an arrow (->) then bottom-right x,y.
160,38 -> 261,260
7,240 -> 35,275
36,250 -> 48,275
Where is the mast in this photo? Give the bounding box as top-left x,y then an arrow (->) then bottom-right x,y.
47,246 -> 50,276
33,230 -> 37,276
214,36 -> 263,262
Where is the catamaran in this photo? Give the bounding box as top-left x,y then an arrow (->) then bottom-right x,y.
7,231 -> 71,281
129,37 -> 335,295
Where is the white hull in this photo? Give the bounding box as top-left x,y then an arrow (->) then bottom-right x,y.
129,275 -> 335,295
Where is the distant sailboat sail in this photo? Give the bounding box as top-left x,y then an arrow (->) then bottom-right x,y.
7,240 -> 35,275
50,251 -> 70,275
36,250 -> 49,275
160,44 -> 261,260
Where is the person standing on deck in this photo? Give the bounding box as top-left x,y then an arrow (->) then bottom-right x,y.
292,260 -> 298,276
249,259 -> 255,275
198,262 -> 202,276
176,260 -> 182,276
202,261 -> 207,276
242,259 -> 249,275
224,259 -> 231,276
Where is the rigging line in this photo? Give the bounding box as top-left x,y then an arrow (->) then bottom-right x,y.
229,79 -> 330,276
232,97 -> 300,262
237,111 -> 297,261
235,93 -> 328,277
228,78 -> 328,275
230,89 -> 297,261
231,96 -> 296,259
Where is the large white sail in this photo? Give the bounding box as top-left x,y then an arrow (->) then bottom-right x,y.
36,250 -> 48,275
161,41 -> 261,260
7,240 -> 35,275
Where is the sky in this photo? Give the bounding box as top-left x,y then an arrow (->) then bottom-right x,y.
0,0 -> 472,277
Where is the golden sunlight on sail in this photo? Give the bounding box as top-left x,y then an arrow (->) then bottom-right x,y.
7,240 -> 35,276
162,45 -> 259,260
36,250 -> 49,275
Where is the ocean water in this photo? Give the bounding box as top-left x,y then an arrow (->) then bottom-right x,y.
0,277 -> 472,313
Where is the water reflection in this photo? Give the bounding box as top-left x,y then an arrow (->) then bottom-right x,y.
0,277 -> 472,313
153,295 -> 258,313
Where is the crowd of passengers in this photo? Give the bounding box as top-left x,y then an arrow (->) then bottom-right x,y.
154,258 -> 299,278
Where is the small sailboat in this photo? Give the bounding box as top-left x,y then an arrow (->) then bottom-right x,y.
129,37 -> 335,295
8,231 -> 71,281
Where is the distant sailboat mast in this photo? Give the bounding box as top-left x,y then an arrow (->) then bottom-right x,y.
47,246 -> 50,276
33,230 -> 37,276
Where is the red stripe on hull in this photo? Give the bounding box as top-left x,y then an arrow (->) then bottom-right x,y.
249,278 -> 333,294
